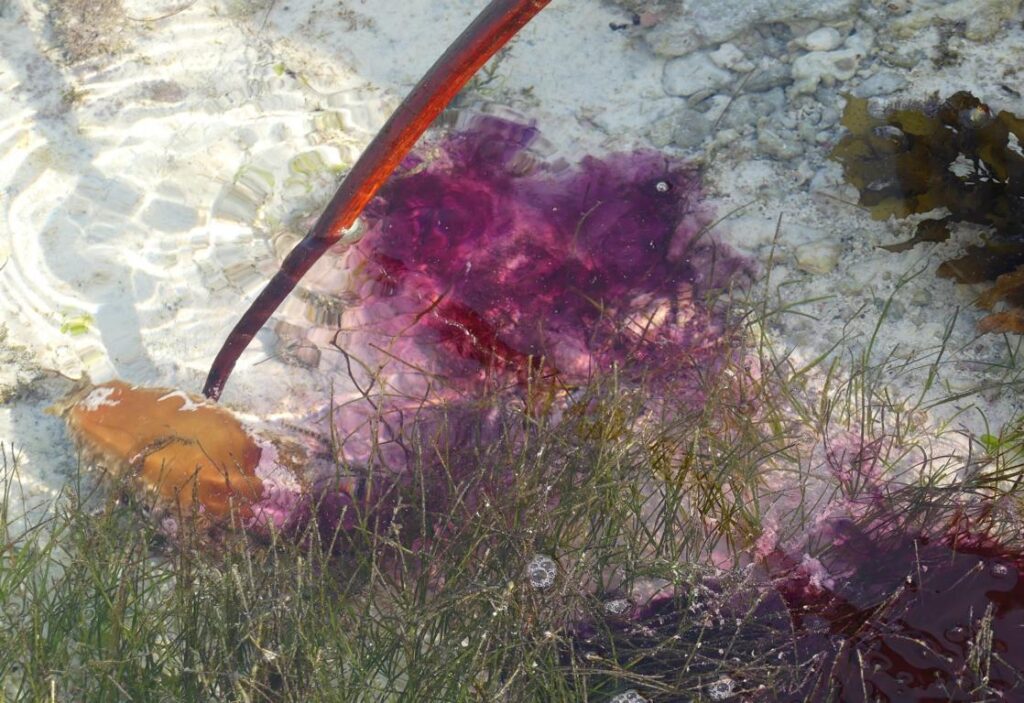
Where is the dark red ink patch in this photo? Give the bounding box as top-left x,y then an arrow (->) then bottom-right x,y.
575,518 -> 1024,701
772,523 -> 1024,701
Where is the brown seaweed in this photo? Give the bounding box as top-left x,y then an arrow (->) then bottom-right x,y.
832,91 -> 1024,332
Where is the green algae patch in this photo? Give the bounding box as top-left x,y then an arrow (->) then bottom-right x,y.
59,312 -> 93,337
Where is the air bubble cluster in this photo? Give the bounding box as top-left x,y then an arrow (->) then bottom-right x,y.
707,675 -> 736,700
604,598 -> 631,615
526,554 -> 557,590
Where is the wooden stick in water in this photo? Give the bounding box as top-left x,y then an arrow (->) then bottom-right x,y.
204,0 -> 551,400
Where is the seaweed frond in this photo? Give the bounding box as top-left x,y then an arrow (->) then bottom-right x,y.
832,91 -> 1024,332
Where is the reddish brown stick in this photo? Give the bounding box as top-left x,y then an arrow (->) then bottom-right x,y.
204,0 -> 551,399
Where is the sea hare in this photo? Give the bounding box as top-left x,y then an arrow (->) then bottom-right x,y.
62,381 -> 264,520
60,380 -> 360,534
832,91 -> 1024,332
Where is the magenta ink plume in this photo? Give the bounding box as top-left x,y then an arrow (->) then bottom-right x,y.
284,114 -> 753,405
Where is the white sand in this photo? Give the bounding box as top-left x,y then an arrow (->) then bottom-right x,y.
1,0 -> 1022,527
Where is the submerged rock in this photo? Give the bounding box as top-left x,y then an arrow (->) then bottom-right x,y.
635,0 -> 859,57
663,51 -> 735,97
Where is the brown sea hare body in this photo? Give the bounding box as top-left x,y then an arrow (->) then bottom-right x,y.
65,381 -> 264,520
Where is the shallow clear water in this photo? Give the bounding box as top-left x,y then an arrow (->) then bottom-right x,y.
3,0 -> 1024,699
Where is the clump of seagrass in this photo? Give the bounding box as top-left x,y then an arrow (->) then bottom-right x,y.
48,0 -> 128,63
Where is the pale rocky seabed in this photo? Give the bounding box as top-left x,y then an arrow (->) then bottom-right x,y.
0,0 -> 1023,553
